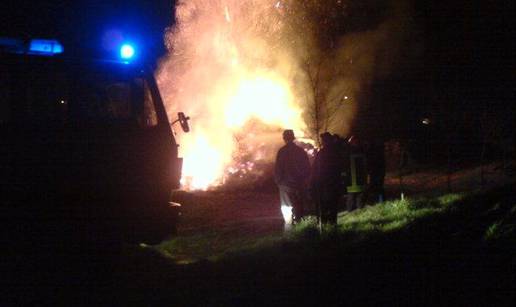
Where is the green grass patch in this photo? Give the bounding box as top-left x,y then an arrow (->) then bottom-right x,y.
335,194 -> 462,235
156,231 -> 283,263
483,201 -> 516,242
156,187 -> 514,263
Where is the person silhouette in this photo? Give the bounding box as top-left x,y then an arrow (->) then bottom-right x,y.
274,130 -> 311,230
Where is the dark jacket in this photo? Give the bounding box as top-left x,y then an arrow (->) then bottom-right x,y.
275,142 -> 311,189
311,144 -> 343,189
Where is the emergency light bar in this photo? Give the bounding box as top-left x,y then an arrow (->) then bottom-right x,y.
0,37 -> 63,56
28,39 -> 64,55
1,36 -> 141,63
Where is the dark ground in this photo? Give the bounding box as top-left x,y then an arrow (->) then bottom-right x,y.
2,166 -> 515,306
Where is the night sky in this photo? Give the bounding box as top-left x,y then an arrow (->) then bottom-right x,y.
0,0 -> 174,61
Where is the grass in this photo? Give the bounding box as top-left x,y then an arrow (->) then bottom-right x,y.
6,185 -> 515,306
195,185 -> 514,306
156,186 -> 514,265
157,232 -> 283,263
337,195 -> 458,232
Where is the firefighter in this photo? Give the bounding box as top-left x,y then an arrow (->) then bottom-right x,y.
311,132 -> 343,224
346,135 -> 367,211
275,129 -> 311,229
366,138 -> 386,204
334,134 -> 351,209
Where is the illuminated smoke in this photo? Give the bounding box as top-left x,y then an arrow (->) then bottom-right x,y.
157,0 -> 417,190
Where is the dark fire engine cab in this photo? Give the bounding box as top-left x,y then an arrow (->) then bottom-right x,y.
1,38 -> 187,245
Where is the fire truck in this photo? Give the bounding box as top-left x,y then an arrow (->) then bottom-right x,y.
0,38 -> 188,245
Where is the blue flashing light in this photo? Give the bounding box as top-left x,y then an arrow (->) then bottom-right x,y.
28,39 -> 64,55
120,44 -> 135,60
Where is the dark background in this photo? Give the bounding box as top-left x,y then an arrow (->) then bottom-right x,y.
357,1 -> 514,135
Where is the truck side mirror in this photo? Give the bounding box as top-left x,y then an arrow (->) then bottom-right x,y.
178,112 -> 190,133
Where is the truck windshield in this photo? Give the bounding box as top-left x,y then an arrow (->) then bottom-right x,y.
0,58 -> 158,128
71,73 -> 158,127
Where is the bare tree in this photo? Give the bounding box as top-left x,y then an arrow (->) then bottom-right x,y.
279,0 -> 390,144
302,57 -> 349,145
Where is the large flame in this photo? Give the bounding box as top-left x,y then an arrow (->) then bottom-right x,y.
158,1 -> 310,190
157,0 -> 414,190
178,69 -> 307,190
225,73 -> 302,129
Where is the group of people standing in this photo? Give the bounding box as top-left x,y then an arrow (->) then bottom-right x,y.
274,129 -> 385,228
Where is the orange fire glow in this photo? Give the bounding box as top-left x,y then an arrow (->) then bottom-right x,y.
158,1 -> 310,190
177,69 -> 307,190
157,0 -> 416,190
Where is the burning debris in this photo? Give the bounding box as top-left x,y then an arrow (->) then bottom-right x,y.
157,0 -> 417,190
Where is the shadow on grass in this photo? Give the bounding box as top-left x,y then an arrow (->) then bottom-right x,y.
4,186 -> 514,306
204,185 -> 515,306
